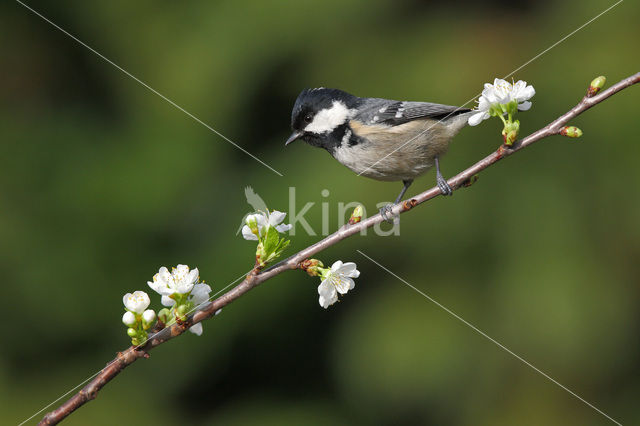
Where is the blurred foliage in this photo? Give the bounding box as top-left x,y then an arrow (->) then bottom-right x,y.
1,0 -> 639,424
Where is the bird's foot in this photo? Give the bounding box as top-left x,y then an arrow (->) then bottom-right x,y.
379,204 -> 399,224
437,175 -> 453,196
380,204 -> 400,225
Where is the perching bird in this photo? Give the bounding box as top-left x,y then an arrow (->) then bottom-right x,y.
285,88 -> 472,220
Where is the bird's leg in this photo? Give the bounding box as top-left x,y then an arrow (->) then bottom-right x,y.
380,179 -> 413,223
435,155 -> 452,196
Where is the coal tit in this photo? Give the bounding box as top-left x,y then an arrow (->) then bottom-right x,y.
285,88 -> 472,220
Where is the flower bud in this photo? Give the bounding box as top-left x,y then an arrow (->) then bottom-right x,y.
122,311 -> 137,327
348,205 -> 364,225
176,304 -> 190,321
502,120 -> 520,146
142,309 -> 156,328
157,308 -> 172,325
127,327 -> 138,338
560,126 -> 583,138
299,258 -> 324,276
587,76 -> 606,97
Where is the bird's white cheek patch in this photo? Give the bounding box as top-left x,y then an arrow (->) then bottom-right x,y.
305,101 -> 355,134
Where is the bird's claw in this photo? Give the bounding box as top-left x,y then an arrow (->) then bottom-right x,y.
379,204 -> 398,224
437,175 -> 453,196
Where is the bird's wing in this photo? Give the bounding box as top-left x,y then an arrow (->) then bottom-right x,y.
245,186 -> 268,213
356,99 -> 470,126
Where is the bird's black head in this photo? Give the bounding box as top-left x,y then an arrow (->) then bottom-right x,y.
285,88 -> 360,150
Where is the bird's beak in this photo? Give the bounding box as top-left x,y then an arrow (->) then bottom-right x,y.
285,131 -> 303,146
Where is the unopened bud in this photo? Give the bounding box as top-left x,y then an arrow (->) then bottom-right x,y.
502,120 -> 520,146
587,76 -> 606,97
157,308 -> 171,325
299,258 -> 324,276
142,309 -> 156,328
122,311 -> 136,327
176,304 -> 189,321
560,126 -> 583,138
348,205 -> 364,225
127,327 -> 138,338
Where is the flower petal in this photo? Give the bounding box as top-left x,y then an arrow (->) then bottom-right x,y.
161,295 -> 175,307
275,223 -> 292,233
190,283 -> 212,305
189,323 -> 203,336
518,101 -> 532,111
242,225 -> 258,240
156,267 -> 171,283
330,260 -> 344,272
318,280 -> 336,298
334,277 -> 354,294
319,293 -> 338,308
187,268 -> 199,285
123,293 -> 132,308
268,210 -> 286,226
318,281 -> 338,308
337,262 -> 359,277
468,112 -> 487,126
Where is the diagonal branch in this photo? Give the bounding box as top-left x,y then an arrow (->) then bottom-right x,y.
38,72 -> 640,425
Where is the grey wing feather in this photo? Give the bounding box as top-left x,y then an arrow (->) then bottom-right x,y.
245,186 -> 268,213
356,98 -> 470,126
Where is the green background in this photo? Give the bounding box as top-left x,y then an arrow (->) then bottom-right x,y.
2,0 -> 639,424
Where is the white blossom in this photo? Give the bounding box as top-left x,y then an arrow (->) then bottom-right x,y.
148,264 -> 199,296
160,283 -> 211,307
123,291 -> 150,314
318,261 -> 360,309
468,78 -> 535,126
241,210 -> 292,241
122,311 -> 136,327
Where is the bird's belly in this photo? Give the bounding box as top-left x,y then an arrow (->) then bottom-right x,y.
333,119 -> 453,181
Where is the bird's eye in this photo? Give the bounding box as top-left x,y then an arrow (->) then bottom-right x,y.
303,114 -> 313,123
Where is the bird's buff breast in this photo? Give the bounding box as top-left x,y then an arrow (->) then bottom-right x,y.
332,119 -> 455,182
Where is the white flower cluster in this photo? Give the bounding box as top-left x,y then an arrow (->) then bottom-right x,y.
122,291 -> 156,327
121,290 -> 156,345
241,210 -> 292,241
147,264 -> 211,336
120,264 -> 213,345
468,78 -> 535,126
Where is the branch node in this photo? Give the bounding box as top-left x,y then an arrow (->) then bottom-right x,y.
402,199 -> 418,210
462,174 -> 480,188
496,144 -> 510,159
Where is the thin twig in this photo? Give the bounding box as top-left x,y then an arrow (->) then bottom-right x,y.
38,72 -> 640,425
